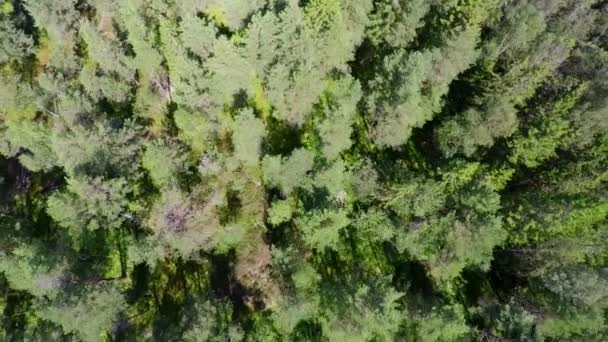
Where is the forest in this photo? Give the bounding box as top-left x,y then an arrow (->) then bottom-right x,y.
0,0 -> 607,341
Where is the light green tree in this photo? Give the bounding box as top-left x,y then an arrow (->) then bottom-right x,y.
262,148 -> 315,195
232,109 -> 267,166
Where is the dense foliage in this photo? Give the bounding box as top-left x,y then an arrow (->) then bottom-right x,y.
1,0 -> 607,341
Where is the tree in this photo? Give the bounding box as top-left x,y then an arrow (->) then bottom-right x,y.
316,76 -> 362,160
142,141 -> 188,189
470,302 -> 542,342
232,109 -> 266,166
481,2 -> 548,68
388,163 -> 506,283
24,0 -> 80,72
199,0 -> 265,31
79,18 -> 135,102
46,176 -> 130,244
0,243 -> 68,299
146,188 -> 222,259
437,0 -> 599,156
51,121 -> 141,178
296,209 -> 350,251
563,44 -> 608,147
539,266 -> 608,310
414,305 -> 471,342
262,148 -> 315,195
174,108 -> 214,155
509,81 -> 586,167
367,27 -> 481,148
0,18 -> 34,65
243,0 -> 371,126
260,3 -> 327,126
3,119 -> 56,172
367,0 -> 430,48
438,97 -> 519,157
504,191 -> 608,245
116,0 -> 168,132
36,283 -> 126,342
321,281 -> 403,341
152,294 -> 241,341
267,199 -> 295,226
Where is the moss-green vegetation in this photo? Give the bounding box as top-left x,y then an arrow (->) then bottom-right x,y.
1,0 -> 607,340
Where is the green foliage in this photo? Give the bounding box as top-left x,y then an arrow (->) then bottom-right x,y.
367,0 -> 430,48
52,121 -> 141,177
482,2 -> 547,67
566,44 -> 608,147
202,0 -> 265,31
296,209 -> 350,251
438,97 -> 519,157
36,284 -> 126,342
142,142 -> 187,188
4,120 -> 56,171
539,266 -> 608,309
385,177 -> 447,219
350,158 -> 379,201
470,303 -> 541,341
317,76 -> 362,160
24,0 -> 80,71
268,199 -> 295,226
367,27 -> 481,147
245,0 -> 371,126
505,192 -> 608,245
0,18 -> 34,65
437,0 -> 598,157
174,108 -> 213,154
262,149 -> 315,195
415,305 -> 470,342
366,49 -> 434,147
260,4 -> 326,126
319,278 -> 403,341
0,244 -> 67,299
527,265 -> 608,339
47,176 -> 130,240
388,164 -> 506,282
1,1 -> 608,340
509,81 -> 588,167
79,19 -> 135,82
314,159 -> 350,199
232,109 -> 267,166
181,298 -> 241,341
146,188 -> 222,259
352,209 -> 395,244
545,135 -> 608,195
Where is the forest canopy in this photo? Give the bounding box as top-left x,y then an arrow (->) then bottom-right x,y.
1,0 -> 607,341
